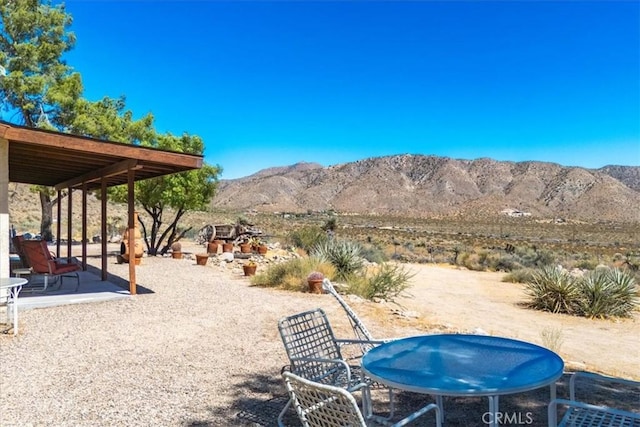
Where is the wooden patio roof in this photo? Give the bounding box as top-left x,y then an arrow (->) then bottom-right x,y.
1,120 -> 205,295
1,120 -> 203,190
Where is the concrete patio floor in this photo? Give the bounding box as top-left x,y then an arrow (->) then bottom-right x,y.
16,269 -> 131,311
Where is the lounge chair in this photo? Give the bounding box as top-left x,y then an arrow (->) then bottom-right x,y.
20,239 -> 81,292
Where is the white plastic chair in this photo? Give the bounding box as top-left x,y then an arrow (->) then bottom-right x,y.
548,371 -> 640,427
283,371 -> 441,427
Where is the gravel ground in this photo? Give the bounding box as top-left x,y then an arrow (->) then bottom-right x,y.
1,246 -> 637,426
1,251 -> 340,426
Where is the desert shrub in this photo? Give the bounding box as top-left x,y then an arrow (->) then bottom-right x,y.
311,239 -> 364,280
503,268 -> 535,284
514,246 -> 555,269
321,217 -> 337,232
524,266 -> 582,315
487,252 -> 522,272
251,257 -> 335,291
287,226 -> 328,253
459,252 -> 485,271
573,258 -> 600,270
540,327 -> 564,353
459,250 -> 523,272
579,268 -> 638,318
359,243 -> 387,264
346,263 -> 413,302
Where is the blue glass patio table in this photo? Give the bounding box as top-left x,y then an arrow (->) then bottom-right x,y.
361,334 -> 564,427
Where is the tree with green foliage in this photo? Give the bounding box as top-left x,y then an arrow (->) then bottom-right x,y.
1,0 -> 221,248
110,133 -> 221,255
1,0 -> 79,239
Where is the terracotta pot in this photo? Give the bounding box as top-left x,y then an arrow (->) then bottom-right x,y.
213,239 -> 224,245
195,254 -> 208,266
207,242 -> 218,254
240,243 -> 252,254
243,264 -> 257,276
171,251 -> 183,259
222,243 -> 234,253
308,279 -> 324,294
257,245 -> 268,255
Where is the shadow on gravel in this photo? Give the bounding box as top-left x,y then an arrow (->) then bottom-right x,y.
226,370 -> 639,427
85,263 -> 155,294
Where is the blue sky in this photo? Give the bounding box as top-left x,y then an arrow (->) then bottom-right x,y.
60,0 -> 639,179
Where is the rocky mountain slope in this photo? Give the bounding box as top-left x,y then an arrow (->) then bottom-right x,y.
212,155 -> 640,222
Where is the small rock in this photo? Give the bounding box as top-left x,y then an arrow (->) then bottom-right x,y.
220,252 -> 234,263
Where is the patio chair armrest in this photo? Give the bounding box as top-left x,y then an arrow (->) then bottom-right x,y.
371,402 -> 440,427
290,356 -> 353,387
334,338 -> 386,346
569,371 -> 640,401
548,398 -> 640,427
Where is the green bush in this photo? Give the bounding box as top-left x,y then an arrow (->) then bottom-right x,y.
580,268 -> 638,319
346,263 -> 413,303
311,239 -> 364,280
525,266 -> 582,315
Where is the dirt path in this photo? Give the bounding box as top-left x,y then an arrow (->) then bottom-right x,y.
389,263 -> 640,380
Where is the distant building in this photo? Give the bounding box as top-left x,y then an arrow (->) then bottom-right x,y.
501,208 -> 531,217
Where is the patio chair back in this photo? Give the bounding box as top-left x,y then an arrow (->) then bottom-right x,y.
279,309 -> 345,383
11,235 -> 29,268
322,279 -> 377,354
282,371 -> 367,427
21,240 -> 80,291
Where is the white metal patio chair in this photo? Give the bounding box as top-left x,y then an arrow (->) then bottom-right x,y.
282,371 -> 441,427
548,371 -> 640,427
277,308 -> 384,426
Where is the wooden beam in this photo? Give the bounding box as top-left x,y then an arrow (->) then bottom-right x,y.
5,126 -> 203,168
54,159 -> 141,191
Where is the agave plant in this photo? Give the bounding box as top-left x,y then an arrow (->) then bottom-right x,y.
311,239 -> 364,280
580,268 -> 638,318
524,266 -> 582,315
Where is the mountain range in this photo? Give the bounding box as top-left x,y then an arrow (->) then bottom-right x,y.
211,154 -> 640,222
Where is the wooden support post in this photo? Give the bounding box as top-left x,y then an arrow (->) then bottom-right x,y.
101,179 -> 107,281
82,183 -> 87,271
67,188 -> 72,259
56,190 -> 62,257
0,137 -> 9,281
127,168 -> 136,295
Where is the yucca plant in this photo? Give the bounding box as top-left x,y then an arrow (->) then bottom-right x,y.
580,268 -> 638,318
525,266 -> 582,314
311,239 -> 364,280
